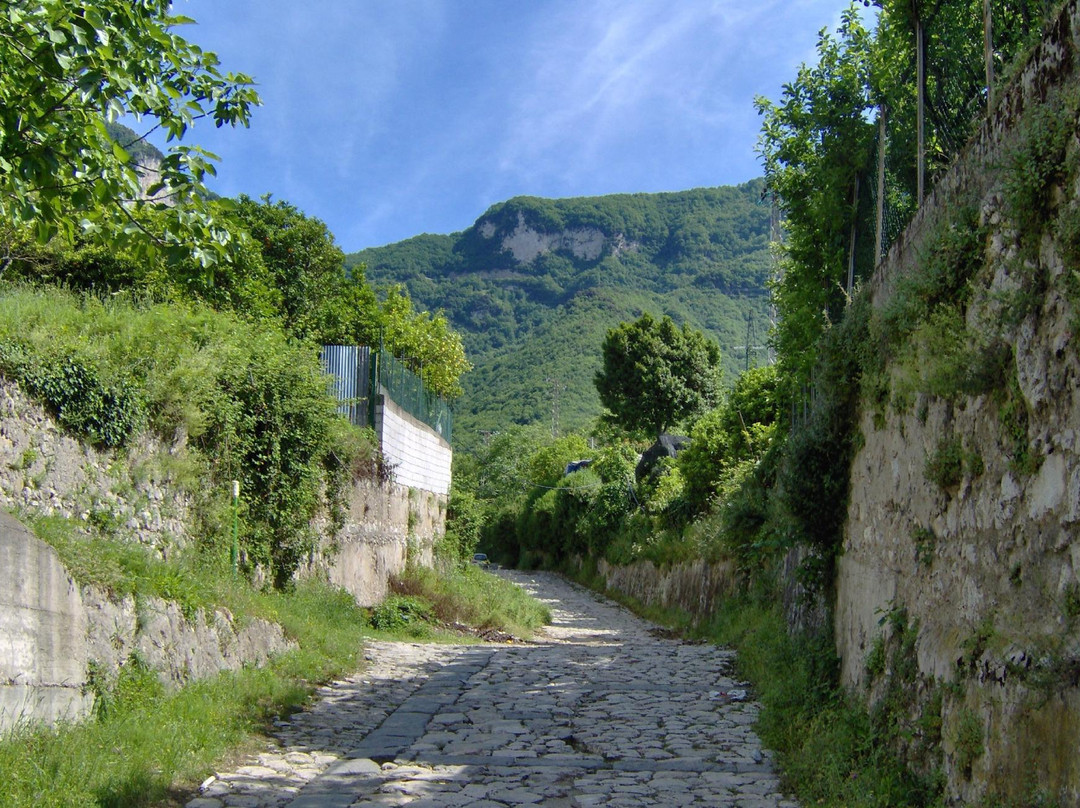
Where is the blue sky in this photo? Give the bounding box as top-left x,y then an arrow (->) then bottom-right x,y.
168,1 -> 855,253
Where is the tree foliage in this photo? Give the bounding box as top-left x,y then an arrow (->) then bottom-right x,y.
757,0 -> 1060,389
595,312 -> 722,440
679,365 -> 785,513
755,7 -> 875,387
0,0 -> 259,266
3,193 -> 471,398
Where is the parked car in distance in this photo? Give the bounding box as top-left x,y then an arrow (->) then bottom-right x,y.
471,553 -> 490,567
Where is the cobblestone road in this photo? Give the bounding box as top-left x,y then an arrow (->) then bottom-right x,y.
186,571 -> 797,807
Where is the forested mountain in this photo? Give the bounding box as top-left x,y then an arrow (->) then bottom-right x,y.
346,181 -> 773,450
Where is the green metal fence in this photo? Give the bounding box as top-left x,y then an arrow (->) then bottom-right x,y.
322,345 -> 453,444
373,349 -> 453,443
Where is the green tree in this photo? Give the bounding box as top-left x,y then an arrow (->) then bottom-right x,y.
0,0 -> 259,265
378,286 -> 471,399
679,365 -> 785,513
595,312 -> 722,440
755,6 -> 875,387
231,197 -> 470,398
231,195 -> 379,345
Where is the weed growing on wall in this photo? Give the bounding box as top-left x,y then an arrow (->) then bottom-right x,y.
925,436 -> 965,490
1003,83 -> 1080,259
0,341 -> 146,448
913,527 -> 937,567
997,370 -> 1041,476
864,607 -> 945,785
949,708 -> 985,779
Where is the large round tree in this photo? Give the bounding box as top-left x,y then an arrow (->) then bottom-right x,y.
594,312 -> 723,440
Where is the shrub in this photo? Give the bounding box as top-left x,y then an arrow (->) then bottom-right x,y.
777,294 -> 869,571
0,286 -> 352,587
1003,84 -> 1079,255
442,489 -> 484,567
679,405 -> 732,513
925,436 -> 964,490
369,594 -> 434,637
576,480 -> 634,556
553,468 -> 601,555
0,342 -> 146,448
877,206 -> 985,352
638,457 -> 685,517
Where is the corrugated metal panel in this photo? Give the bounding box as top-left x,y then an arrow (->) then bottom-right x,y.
321,345 -> 371,427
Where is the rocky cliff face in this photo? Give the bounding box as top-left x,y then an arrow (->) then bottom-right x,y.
476,209 -> 638,265
836,3 -> 1080,802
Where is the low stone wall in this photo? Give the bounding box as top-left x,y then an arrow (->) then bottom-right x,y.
597,557 -> 738,621
84,589 -> 294,691
0,511 -> 294,731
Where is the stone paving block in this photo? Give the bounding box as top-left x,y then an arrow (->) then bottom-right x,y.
184,571 -> 799,808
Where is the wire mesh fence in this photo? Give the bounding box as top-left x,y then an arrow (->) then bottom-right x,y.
843,0 -> 1062,284
321,345 -> 453,443
787,0 -> 1062,429
375,350 -> 453,443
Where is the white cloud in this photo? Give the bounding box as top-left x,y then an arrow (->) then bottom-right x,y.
490,0 -> 827,192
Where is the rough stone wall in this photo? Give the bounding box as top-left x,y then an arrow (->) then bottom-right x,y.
0,380 -> 190,554
311,480 -> 445,607
836,2 -> 1080,802
597,558 -> 738,621
0,373 -> 447,728
82,588 -> 293,691
0,511 -> 294,731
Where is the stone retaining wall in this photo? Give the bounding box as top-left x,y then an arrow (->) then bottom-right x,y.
597,557 -> 738,621
310,480 -> 445,607
0,511 -> 294,731
834,1 -> 1080,801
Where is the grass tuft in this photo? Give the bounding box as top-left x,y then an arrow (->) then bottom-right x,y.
390,563 -> 552,639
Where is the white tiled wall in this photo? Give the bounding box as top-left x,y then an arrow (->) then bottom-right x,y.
374,396 -> 452,495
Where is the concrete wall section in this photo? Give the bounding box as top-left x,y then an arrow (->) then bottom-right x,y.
0,509 -> 295,732
375,395 -> 452,496
0,511 -> 92,729
317,480 -> 445,607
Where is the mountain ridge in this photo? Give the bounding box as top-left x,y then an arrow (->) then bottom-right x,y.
346,180 -> 773,450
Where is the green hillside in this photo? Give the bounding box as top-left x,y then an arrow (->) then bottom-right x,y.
347,181 -> 773,450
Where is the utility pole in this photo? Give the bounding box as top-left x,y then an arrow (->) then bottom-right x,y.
770,195 -> 781,366
915,1 -> 926,206
984,0 -> 994,112
875,107 -> 887,264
